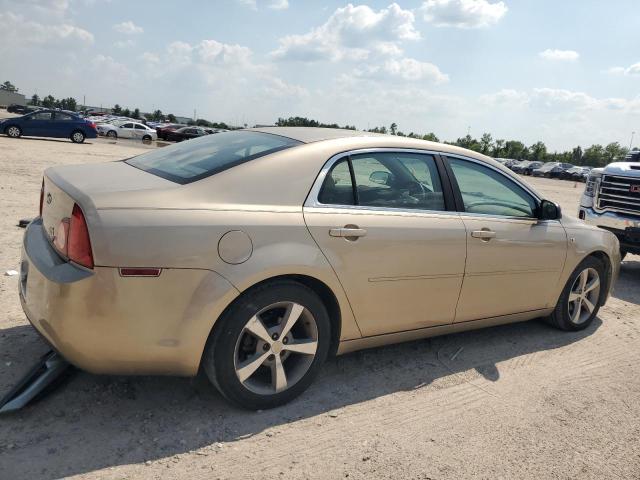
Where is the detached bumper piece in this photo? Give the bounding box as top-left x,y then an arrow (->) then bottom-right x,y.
0,351 -> 71,414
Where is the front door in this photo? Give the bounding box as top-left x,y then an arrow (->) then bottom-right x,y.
304,150 -> 467,337
445,156 -> 568,322
22,111 -> 53,136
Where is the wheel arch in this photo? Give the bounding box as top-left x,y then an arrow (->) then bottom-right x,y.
199,273 -> 344,372
586,250 -> 613,305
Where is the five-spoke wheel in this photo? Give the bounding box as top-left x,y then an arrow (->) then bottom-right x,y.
547,256 -> 605,331
203,280 -> 330,409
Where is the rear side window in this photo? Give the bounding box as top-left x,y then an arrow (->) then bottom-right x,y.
126,131 -> 302,184
55,113 -> 74,122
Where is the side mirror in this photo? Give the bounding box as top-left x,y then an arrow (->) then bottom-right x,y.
369,171 -> 392,186
538,199 -> 561,220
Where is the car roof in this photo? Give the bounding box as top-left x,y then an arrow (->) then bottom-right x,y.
248,127 -> 384,144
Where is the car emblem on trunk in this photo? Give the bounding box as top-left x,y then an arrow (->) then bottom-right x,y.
46,193 -> 52,204
630,185 -> 640,193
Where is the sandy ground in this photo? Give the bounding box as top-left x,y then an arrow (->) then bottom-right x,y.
1,114 -> 639,479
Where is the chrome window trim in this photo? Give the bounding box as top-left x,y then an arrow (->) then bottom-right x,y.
304,148 -> 546,223
304,148 -> 450,216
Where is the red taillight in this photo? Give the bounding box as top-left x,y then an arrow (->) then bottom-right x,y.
68,204 -> 94,269
88,122 -> 97,130
39,179 -> 44,217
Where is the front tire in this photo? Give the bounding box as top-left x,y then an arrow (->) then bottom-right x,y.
71,130 -> 85,143
6,126 -> 21,138
106,130 -> 117,138
203,280 -> 331,410
546,256 -> 605,331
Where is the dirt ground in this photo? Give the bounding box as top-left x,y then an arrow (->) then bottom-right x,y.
1,114 -> 639,479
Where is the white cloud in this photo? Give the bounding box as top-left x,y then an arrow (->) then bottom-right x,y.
357,58 -> 448,83
269,0 -> 289,9
197,39 -> 252,65
539,49 -> 579,61
479,89 -> 529,107
0,12 -> 94,48
113,20 -> 143,35
606,61 -> 640,76
420,0 -> 507,28
114,39 -> 134,48
271,3 -> 420,62
91,54 -> 133,83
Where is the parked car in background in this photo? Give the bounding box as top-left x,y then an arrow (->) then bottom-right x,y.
532,162 -> 573,178
521,161 -> 544,175
560,166 -> 591,182
21,128 -> 620,409
0,109 -> 97,143
511,160 -> 532,174
166,126 -> 210,142
156,123 -> 188,140
98,121 -> 157,142
7,104 -> 41,114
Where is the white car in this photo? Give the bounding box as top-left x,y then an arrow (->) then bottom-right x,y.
98,121 -> 157,142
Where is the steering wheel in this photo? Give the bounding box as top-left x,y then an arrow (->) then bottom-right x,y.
465,200 -> 533,216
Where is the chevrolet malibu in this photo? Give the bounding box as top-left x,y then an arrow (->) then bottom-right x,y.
19,128 -> 620,409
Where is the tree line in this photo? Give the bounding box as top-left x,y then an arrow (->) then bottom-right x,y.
277,117 -> 635,168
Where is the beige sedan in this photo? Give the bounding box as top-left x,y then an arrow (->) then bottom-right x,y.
19,128 -> 620,409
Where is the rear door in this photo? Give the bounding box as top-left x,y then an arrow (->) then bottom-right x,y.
118,123 -> 135,138
444,155 -> 567,322
304,150 -> 467,337
51,112 -> 75,138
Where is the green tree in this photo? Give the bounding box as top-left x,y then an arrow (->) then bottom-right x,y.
1,81 -> 17,92
59,97 -> 77,111
389,122 -> 398,135
492,139 -> 505,157
504,140 -> 527,159
196,118 -> 212,127
571,146 -> 583,165
112,104 -> 122,114
121,108 -> 131,117
603,142 -> 628,164
150,109 -> 164,121
583,144 -> 605,167
29,94 -> 40,106
479,133 -> 493,155
529,141 -> 547,162
422,132 -> 439,142
167,113 -> 176,123
42,95 -> 56,108
132,108 -> 140,119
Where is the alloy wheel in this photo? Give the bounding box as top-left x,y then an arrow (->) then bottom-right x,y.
567,267 -> 600,325
72,132 -> 84,143
233,301 -> 318,395
7,126 -> 20,137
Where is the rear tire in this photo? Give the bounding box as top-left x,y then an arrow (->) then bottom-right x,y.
6,126 -> 21,138
546,256 -> 605,331
203,280 -> 331,410
71,130 -> 85,144
142,134 -> 152,142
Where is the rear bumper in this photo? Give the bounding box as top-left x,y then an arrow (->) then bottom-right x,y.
579,207 -> 640,254
20,219 -> 239,376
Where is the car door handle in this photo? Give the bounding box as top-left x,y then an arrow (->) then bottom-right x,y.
471,230 -> 496,240
329,227 -> 367,238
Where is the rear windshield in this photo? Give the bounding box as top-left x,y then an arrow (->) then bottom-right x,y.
126,131 -> 302,184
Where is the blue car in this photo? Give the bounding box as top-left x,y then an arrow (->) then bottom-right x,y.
1,109 -> 97,143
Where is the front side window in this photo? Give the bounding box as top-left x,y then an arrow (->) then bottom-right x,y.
317,152 -> 446,211
121,123 -> 134,129
126,131 -> 301,184
448,157 -> 537,218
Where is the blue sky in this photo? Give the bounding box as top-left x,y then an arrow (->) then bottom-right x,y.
1,0 -> 639,150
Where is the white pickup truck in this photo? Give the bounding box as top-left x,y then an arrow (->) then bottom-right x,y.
579,150 -> 640,259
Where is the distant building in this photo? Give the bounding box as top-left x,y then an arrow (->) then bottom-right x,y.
0,90 -> 26,107
174,116 -> 192,124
